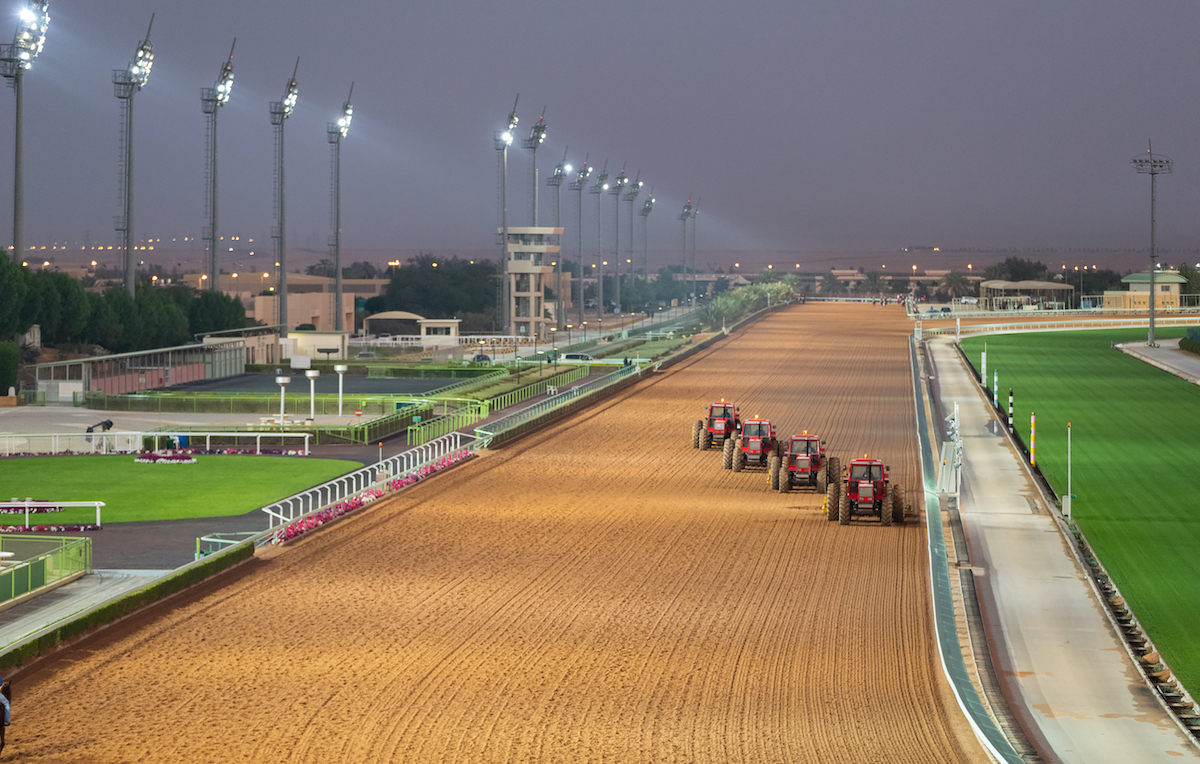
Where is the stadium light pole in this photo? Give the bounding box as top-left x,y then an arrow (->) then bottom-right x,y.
568,157 -> 591,326
201,40 -> 236,291
112,14 -> 153,298
270,59 -> 299,336
679,199 -> 692,307
639,192 -> 654,283
609,167 -> 627,314
623,171 -> 642,281
334,363 -> 347,416
0,0 -> 50,264
1131,142 -> 1172,347
327,82 -> 353,331
546,147 -> 570,329
690,200 -> 700,307
522,108 -> 546,226
589,161 -> 609,317
495,95 -> 518,334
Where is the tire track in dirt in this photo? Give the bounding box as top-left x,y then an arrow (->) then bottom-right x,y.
10,302 -> 986,764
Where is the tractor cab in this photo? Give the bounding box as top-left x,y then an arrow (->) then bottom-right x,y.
693,399 -> 741,450
777,431 -> 837,493
728,417 -> 780,472
829,455 -> 904,526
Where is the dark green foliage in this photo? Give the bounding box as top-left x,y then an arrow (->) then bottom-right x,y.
0,252 -> 30,336
295,323 -> 317,331
368,254 -> 498,331
982,256 -> 1048,282
0,341 -> 18,393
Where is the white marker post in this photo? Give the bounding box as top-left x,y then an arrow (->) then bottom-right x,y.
1064,422 -> 1072,518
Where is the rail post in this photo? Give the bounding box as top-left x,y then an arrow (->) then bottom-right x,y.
993,370 -> 999,409
1030,411 -> 1036,467
1008,388 -> 1014,433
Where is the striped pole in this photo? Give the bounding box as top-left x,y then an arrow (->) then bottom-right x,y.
993,370 -> 999,409
981,343 -> 987,383
1030,411 -> 1036,467
1008,388 -> 1014,432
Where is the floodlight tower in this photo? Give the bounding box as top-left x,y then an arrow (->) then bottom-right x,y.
568,157 -> 591,326
589,161 -> 609,317
639,192 -> 654,281
0,0 -> 50,264
112,14 -> 153,298
623,171 -> 642,282
609,167 -> 628,313
494,95 -> 518,333
522,108 -> 546,226
200,40 -> 236,291
679,199 -> 693,306
1131,142 -> 1173,347
270,59 -> 299,336
546,147 -> 570,329
690,200 -> 700,307
327,82 -> 353,331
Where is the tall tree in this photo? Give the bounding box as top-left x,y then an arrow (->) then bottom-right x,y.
940,271 -> 971,298
818,271 -> 847,295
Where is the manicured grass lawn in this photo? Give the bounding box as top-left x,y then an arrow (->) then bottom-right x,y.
960,327 -> 1200,690
1,455 -> 361,524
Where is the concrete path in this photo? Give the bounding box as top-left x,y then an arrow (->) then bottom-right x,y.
929,336 -> 1198,762
1118,338 -> 1200,385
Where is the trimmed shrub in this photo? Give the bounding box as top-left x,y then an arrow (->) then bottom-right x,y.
0,341 -> 18,395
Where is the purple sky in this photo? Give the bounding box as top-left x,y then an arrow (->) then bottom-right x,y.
2,0 -> 1200,270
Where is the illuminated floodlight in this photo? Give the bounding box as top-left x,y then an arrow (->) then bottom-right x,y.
327,82 -> 355,331
271,57 -> 300,335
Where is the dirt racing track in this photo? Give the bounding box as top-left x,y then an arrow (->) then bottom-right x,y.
11,303 -> 988,763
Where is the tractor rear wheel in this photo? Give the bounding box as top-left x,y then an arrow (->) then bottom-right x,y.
816,464 -> 827,494
880,494 -> 893,526
702,429 -> 713,450
892,485 -> 906,524
722,436 -> 735,470
692,420 -> 702,449
733,447 -> 746,472
828,457 -> 841,485
779,463 -> 791,493
826,481 -> 838,520
768,455 -> 781,490
838,483 -> 850,525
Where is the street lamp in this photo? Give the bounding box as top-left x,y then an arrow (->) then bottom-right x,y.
689,201 -> 700,307
334,363 -> 347,416
1132,142 -> 1172,347
275,374 -> 291,425
522,107 -> 546,226
328,82 -> 353,332
610,167 -> 628,313
568,158 -> 591,326
201,39 -> 236,291
546,147 -> 570,329
305,369 -> 320,420
639,192 -> 655,286
1,0 -> 50,265
495,95 -> 518,335
679,200 -> 693,307
623,172 -> 642,282
566,323 -> 573,344
589,161 -> 609,317
113,14 -> 153,298
271,58 -> 299,337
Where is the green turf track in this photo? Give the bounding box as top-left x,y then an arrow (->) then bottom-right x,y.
960,327 -> 1200,691
1,455 -> 361,525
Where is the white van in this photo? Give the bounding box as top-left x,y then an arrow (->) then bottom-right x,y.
563,352 -> 595,361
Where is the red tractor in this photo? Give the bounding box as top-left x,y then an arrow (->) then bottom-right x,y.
692,400 -> 741,450
772,432 -> 840,493
724,417 -> 780,471
826,455 -> 905,526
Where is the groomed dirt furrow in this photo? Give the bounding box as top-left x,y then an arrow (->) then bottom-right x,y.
10,303 -> 985,763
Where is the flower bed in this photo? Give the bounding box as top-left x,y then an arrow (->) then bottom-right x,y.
2,447 -> 307,459
0,524 -> 100,533
270,448 -> 473,545
134,453 -> 198,465
0,501 -> 62,515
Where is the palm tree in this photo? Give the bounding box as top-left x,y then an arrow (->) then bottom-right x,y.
818,271 -> 847,295
858,271 -> 886,295
940,271 -> 971,299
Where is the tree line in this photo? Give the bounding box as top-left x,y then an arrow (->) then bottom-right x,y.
1,251 -> 246,354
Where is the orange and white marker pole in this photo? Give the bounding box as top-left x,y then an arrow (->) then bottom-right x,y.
1030,411 -> 1036,467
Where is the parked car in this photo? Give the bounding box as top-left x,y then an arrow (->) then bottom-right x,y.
563,352 -> 595,361
472,354 -> 491,363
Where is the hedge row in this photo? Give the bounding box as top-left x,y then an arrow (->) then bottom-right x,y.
0,541 -> 254,673
1180,335 -> 1200,356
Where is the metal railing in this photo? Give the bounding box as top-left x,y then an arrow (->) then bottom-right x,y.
406,402 -> 487,446
483,366 -> 590,411
0,536 -> 92,605
80,390 -> 422,415
0,431 -> 312,456
259,431 -> 479,527
0,500 -> 105,528
925,315 -> 1198,338
424,369 -> 507,397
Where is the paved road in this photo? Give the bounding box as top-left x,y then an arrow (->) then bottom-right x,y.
929,336 -> 1198,761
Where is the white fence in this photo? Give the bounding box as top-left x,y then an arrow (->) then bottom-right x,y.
0,500 -> 105,528
923,315 -> 1198,338
0,431 -> 313,457
259,431 -> 477,527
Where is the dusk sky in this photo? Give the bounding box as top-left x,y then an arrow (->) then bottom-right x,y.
2,0 -> 1200,269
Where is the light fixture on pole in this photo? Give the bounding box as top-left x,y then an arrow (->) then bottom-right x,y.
568,157 -> 591,326
495,95 -> 518,335
609,166 -> 628,314
522,107 -> 546,226
679,199 -> 693,307
589,161 -> 609,317
546,147 -> 570,330
275,374 -> 291,425
334,363 -> 347,416
0,0 -> 50,264
112,14 -> 153,298
326,82 -> 353,332
201,39 -> 236,291
270,58 -> 299,336
689,199 -> 700,307
305,369 -> 320,420
639,192 -> 654,284
623,171 -> 642,282
1131,142 -> 1172,347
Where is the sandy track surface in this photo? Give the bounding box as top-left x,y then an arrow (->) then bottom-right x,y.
9,303 -> 987,763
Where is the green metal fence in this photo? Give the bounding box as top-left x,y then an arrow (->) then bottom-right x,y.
83,390 -> 419,416
426,369 -> 508,398
18,389 -> 45,406
154,403 -> 433,445
483,366 -> 590,411
406,402 -> 488,445
0,536 -> 91,605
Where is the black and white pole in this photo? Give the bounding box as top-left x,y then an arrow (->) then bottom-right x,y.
1008,388 -> 1014,433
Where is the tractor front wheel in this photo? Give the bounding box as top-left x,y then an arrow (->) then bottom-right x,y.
779,464 -> 791,493
816,464 -> 827,494
722,436 -> 735,470
838,483 -> 851,525
828,457 -> 841,485
702,429 -> 713,450
768,455 -> 781,490
880,494 -> 893,527
826,481 -> 839,520
733,447 -> 746,472
891,485 -> 906,525
692,420 -> 703,449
